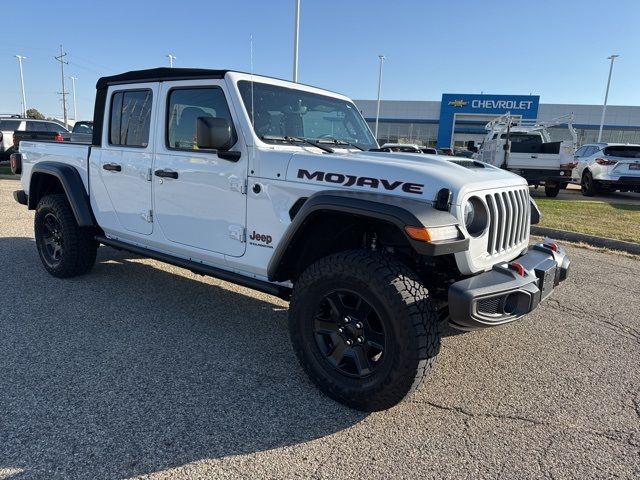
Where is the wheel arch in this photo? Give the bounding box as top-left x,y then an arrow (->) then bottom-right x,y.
28,162 -> 95,227
267,190 -> 467,283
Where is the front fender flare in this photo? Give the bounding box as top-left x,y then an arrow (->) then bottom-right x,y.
267,190 -> 468,282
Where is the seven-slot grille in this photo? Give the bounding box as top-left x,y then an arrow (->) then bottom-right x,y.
484,187 -> 530,256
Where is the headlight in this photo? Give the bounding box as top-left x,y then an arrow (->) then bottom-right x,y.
464,201 -> 475,228
463,197 -> 488,237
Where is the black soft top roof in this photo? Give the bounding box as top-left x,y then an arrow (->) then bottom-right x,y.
96,67 -> 229,89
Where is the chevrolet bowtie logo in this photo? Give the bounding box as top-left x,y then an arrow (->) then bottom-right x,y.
448,100 -> 468,107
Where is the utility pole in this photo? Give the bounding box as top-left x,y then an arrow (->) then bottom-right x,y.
597,54 -> 620,142
55,45 -> 69,128
293,0 -> 300,82
69,76 -> 78,121
374,54 -> 386,140
167,54 -> 176,68
15,55 -> 27,117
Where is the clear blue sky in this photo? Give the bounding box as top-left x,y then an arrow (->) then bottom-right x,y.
1,0 -> 639,120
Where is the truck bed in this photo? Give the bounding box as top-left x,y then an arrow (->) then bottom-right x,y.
19,141 -> 91,195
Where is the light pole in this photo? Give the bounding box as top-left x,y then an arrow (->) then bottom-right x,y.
597,54 -> 620,142
374,54 -> 385,140
15,55 -> 27,117
167,54 -> 176,68
293,0 -> 300,82
69,76 -> 78,121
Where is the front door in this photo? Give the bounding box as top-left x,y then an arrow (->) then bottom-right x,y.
152,80 -> 247,257
97,84 -> 157,235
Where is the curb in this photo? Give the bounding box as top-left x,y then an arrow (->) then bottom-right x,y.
531,226 -> 640,255
0,174 -> 19,180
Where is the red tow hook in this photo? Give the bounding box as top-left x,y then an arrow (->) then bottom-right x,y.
543,242 -> 559,252
509,261 -> 527,277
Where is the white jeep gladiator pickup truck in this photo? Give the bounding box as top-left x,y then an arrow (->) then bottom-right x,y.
11,68 -> 570,411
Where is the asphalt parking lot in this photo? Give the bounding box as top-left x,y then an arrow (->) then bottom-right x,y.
0,178 -> 639,479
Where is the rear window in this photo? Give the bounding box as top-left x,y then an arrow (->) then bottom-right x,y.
109,89 -> 153,147
0,120 -> 21,131
500,133 -> 542,144
603,146 -> 640,158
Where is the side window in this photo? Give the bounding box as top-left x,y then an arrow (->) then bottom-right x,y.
584,146 -> 597,157
575,146 -> 587,157
26,121 -> 47,132
109,89 -> 153,147
166,87 -> 235,150
46,123 -> 66,133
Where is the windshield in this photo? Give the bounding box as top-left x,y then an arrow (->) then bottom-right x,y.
238,80 -> 377,150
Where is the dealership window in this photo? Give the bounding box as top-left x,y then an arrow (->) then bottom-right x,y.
109,90 -> 153,147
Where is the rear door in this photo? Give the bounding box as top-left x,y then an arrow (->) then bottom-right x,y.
152,80 -> 248,257
95,84 -> 157,235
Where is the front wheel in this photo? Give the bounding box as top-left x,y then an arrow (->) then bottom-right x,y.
34,194 -> 98,278
545,182 -> 560,197
581,171 -> 598,197
288,250 -> 441,411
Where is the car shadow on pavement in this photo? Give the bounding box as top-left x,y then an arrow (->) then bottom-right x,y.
0,238 -> 368,479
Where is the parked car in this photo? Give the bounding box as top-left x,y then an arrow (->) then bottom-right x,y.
1,117 -> 69,159
572,143 -> 640,196
437,148 -> 455,156
454,149 -> 475,158
420,147 -> 438,154
379,143 -> 423,153
12,67 -> 570,412
72,121 -> 93,134
65,121 -> 94,143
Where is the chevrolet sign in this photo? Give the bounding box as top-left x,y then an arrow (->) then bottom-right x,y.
471,99 -> 534,110
448,99 -> 468,107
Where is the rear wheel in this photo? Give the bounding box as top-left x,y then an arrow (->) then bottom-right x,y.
288,250 -> 441,411
545,182 -> 560,197
581,171 -> 598,197
34,194 -> 97,278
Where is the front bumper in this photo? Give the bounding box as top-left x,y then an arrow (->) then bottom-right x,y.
448,242 -> 570,330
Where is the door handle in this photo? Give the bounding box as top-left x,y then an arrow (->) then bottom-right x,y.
154,169 -> 179,179
103,163 -> 121,172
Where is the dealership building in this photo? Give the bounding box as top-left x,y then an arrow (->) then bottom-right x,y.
354,94 -> 640,149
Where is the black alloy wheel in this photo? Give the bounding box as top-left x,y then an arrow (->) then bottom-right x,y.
40,212 -> 64,268
313,290 -> 386,378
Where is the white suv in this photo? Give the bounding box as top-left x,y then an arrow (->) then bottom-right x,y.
573,143 -> 640,196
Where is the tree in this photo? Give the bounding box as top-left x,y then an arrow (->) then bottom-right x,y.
26,108 -> 45,120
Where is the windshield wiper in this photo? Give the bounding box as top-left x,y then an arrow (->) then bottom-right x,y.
260,135 -> 334,153
315,137 -> 364,151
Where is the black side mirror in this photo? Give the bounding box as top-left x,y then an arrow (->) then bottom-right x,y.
196,117 -> 235,151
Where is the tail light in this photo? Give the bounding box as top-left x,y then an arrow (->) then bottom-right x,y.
596,157 -> 617,166
13,133 -> 17,146
54,133 -> 64,142
560,162 -> 577,170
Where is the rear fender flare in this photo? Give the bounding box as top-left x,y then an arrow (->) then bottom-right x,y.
28,162 -> 95,227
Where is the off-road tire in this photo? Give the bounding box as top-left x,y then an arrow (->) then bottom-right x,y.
34,194 -> 97,278
288,250 -> 441,411
544,183 -> 560,197
581,171 -> 598,197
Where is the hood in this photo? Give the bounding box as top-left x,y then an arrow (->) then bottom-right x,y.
285,150 -> 527,206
